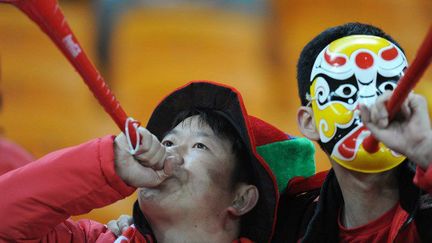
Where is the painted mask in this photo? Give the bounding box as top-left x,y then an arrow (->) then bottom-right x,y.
309,35 -> 407,173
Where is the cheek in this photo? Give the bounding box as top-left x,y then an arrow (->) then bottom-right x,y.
184,152 -> 234,199
196,179 -> 233,209
184,175 -> 230,210
189,166 -> 230,192
186,152 -> 232,186
185,167 -> 232,206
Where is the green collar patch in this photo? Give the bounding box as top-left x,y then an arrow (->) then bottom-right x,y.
257,137 -> 315,192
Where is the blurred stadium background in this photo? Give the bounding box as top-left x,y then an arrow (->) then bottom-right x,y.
1,0 -> 431,224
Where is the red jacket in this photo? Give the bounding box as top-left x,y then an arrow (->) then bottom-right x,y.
0,136 -> 136,242
0,136 -> 255,243
272,163 -> 432,243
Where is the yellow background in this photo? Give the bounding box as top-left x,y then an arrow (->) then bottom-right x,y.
1,0 -> 431,224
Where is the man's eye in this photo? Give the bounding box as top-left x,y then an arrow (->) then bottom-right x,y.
162,140 -> 174,147
334,84 -> 357,98
193,143 -> 208,150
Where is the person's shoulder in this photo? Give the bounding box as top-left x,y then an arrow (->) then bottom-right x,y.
273,171 -> 328,242
278,170 -> 327,210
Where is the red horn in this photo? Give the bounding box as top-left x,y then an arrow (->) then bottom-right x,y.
1,0 -> 139,145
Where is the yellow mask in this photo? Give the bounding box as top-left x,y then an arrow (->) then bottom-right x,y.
309,35 -> 407,173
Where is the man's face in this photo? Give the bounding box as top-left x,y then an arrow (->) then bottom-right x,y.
309,35 -> 407,173
138,115 -> 237,217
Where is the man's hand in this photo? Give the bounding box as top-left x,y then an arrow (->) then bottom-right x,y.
114,127 -> 178,188
360,92 -> 432,169
107,214 -> 133,237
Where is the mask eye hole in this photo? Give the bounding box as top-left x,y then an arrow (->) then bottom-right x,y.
334,84 -> 357,99
378,81 -> 397,93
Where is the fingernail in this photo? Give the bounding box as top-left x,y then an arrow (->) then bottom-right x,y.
378,119 -> 388,127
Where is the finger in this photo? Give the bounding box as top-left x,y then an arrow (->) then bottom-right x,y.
400,98 -> 412,119
135,127 -> 154,154
410,94 -> 432,130
107,220 -> 121,236
151,156 -> 178,184
135,135 -> 166,169
409,93 -> 428,115
114,132 -> 130,151
359,103 -> 371,123
377,116 -> 389,128
375,94 -> 389,116
132,151 -> 183,188
118,215 -> 133,233
118,219 -> 132,233
115,127 -> 155,157
162,155 -> 181,177
119,214 -> 133,224
132,162 -> 169,187
367,93 -> 389,128
362,120 -> 384,142
155,168 -> 171,182
376,92 -> 392,127
148,143 -> 167,169
370,103 -> 388,127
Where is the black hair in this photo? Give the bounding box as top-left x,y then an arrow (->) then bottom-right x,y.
169,109 -> 254,190
296,22 -> 404,106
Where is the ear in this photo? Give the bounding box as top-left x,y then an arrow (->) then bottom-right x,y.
297,106 -> 320,141
227,184 -> 259,217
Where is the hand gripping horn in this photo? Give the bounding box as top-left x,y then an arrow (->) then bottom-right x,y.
363,26 -> 432,153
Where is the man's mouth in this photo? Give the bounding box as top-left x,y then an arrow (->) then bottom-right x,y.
161,169 -> 188,186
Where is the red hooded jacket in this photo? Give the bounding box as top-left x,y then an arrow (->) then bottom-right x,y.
0,136 -> 256,243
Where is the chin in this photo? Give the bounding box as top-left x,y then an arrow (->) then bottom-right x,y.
138,188 -> 191,217
139,187 -> 168,201
138,183 -> 183,204
137,188 -> 169,214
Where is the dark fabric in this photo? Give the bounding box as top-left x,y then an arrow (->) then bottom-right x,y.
300,170 -> 342,243
279,161 -> 432,243
416,204 -> 432,242
145,82 -> 278,243
133,201 -> 156,241
271,185 -> 320,242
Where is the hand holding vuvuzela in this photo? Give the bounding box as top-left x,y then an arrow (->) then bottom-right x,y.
114,127 -> 183,188
360,92 -> 432,169
362,26 -> 432,153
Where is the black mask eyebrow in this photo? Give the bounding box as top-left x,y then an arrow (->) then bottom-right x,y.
314,74 -> 359,106
376,73 -> 401,96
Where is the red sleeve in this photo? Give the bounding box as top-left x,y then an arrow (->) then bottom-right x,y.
413,165 -> 432,193
0,135 -> 135,242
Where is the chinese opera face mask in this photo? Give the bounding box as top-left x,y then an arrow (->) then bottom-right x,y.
309,35 -> 408,173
